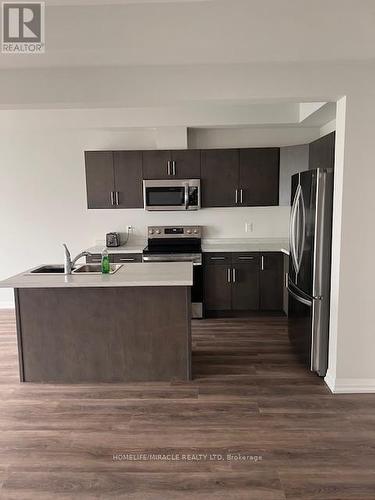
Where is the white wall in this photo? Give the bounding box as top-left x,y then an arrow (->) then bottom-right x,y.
326,92 -> 375,392
279,145 -> 309,206
0,124 -> 290,308
188,126 -> 320,148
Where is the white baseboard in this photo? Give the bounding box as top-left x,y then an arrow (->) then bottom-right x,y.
324,371 -> 336,393
0,302 -> 15,309
325,373 -> 375,393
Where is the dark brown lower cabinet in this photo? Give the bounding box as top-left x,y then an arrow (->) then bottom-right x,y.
259,252 -> 284,310
231,258 -> 260,311
204,252 -> 284,315
203,264 -> 232,311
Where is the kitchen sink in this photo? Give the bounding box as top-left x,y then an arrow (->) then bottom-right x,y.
29,265 -> 65,274
73,264 -> 122,274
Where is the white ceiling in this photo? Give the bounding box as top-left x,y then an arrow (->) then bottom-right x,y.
0,0 -> 374,69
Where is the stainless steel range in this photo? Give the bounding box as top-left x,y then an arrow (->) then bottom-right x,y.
143,226 -> 203,318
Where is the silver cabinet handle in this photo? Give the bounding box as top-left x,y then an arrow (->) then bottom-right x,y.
172,160 -> 176,176
240,189 -> 243,204
232,268 -> 236,283
210,256 -> 225,260
238,256 -> 254,260
235,189 -> 238,204
261,255 -> 265,271
110,191 -> 115,206
285,272 -> 288,288
167,160 -> 171,176
227,268 -> 231,283
119,258 -> 136,262
115,191 -> 119,206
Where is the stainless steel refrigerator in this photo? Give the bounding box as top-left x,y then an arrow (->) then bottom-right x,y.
287,168 -> 334,376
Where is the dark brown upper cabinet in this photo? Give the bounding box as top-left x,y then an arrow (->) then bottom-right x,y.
113,151 -> 143,208
142,150 -> 201,179
142,150 -> 171,179
85,151 -> 115,209
239,148 -> 280,206
201,149 -> 239,207
170,150 -> 201,178
309,132 -> 335,171
259,252 -> 283,310
85,150 -> 143,209
86,146 -> 281,209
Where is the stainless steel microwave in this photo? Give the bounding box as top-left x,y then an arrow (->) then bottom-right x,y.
143,179 -> 201,211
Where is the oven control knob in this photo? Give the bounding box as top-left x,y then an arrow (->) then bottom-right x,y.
193,229 -> 198,234
149,229 -> 154,235
186,229 -> 192,234
156,229 -> 161,234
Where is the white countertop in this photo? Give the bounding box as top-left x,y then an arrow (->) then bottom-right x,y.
86,243 -> 145,254
0,262 -> 193,289
202,238 -> 290,255
86,238 -> 289,255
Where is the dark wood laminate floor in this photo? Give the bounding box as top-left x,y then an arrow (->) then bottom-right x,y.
1,310 -> 375,499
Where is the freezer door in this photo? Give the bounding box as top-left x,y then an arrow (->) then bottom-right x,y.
287,280 -> 313,370
287,279 -> 328,376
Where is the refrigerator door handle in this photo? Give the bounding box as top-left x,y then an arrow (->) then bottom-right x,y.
287,285 -> 312,307
296,187 -> 306,273
290,185 -> 300,274
288,279 -> 323,303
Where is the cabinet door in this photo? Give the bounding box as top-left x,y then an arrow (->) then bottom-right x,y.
142,150 -> 171,179
232,254 -> 260,311
170,150 -> 201,178
113,151 -> 143,208
201,149 -> 239,207
239,148 -> 280,206
309,132 -> 335,170
85,151 -> 115,209
259,252 -> 284,310
204,264 -> 232,311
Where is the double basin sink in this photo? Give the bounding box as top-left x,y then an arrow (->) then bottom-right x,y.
29,264 -> 122,275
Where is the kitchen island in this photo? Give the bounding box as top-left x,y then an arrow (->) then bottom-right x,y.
0,262 -> 193,383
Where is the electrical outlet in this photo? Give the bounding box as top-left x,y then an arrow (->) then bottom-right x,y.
127,225 -> 134,232
245,222 -> 254,233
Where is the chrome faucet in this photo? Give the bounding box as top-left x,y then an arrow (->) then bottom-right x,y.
63,244 -> 93,274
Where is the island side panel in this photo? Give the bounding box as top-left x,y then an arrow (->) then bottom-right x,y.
17,286 -> 191,383
14,289 -> 25,382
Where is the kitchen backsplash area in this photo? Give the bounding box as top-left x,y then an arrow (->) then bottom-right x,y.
86,206 -> 290,245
